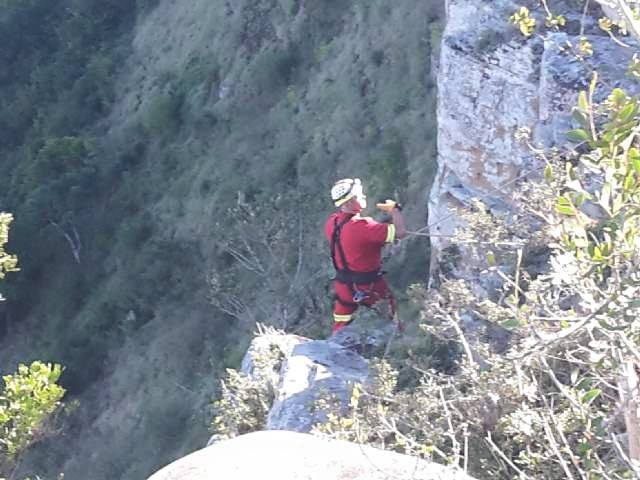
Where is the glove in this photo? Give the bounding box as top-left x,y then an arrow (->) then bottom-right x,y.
376,199 -> 402,212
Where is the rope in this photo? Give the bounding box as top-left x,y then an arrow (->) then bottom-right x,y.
331,166 -> 541,339
406,231 -> 526,247
402,167 -> 538,241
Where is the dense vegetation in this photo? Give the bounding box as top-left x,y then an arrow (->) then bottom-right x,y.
0,0 -> 443,478
0,0 -> 158,390
5,0 -> 639,479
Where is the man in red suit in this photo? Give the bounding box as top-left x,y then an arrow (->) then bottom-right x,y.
324,178 -> 407,335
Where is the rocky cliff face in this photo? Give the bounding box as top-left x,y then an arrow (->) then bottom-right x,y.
429,0 -> 638,277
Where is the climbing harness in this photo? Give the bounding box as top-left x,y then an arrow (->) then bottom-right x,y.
352,289 -> 369,303
328,166 -> 540,342
330,215 -> 395,318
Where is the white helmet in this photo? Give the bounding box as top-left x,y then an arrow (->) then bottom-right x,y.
331,178 -> 364,207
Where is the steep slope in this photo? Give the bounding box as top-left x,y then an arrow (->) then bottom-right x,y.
0,1 -> 443,479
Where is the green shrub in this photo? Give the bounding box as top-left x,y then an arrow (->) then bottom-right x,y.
0,213 -> 19,292
251,45 -> 301,93
0,361 -> 65,475
142,92 -> 184,136
119,214 -> 154,249
210,333 -> 285,440
367,135 -> 409,202
30,136 -> 92,183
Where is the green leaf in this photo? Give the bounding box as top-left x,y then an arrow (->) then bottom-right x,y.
629,147 -> 640,173
581,388 -> 601,404
578,91 -> 589,112
618,102 -> 636,122
567,128 -> 590,143
501,318 -> 521,329
624,173 -> 636,192
578,378 -> 593,390
589,72 -> 598,99
572,109 -> 588,127
574,192 -> 587,207
592,245 -> 603,261
611,88 -> 627,104
577,441 -> 593,455
556,196 -> 575,216
602,130 -> 615,144
544,163 -> 553,181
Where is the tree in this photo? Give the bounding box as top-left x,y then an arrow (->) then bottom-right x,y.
207,193 -> 330,334
0,214 -> 65,480
0,214 -> 18,297
0,362 -> 65,479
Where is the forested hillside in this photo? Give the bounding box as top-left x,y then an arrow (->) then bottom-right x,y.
0,1 -> 443,478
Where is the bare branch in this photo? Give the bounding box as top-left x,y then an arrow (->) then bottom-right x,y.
541,415 -> 578,480
485,432 -> 530,479
619,360 -> 640,466
540,356 -> 585,412
439,386 -> 462,467
49,220 -> 81,264
450,312 -> 479,371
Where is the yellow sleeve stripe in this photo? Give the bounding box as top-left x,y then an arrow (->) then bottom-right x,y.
333,314 -> 352,323
385,224 -> 396,243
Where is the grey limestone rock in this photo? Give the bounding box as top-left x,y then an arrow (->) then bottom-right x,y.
149,430 -> 476,480
209,331 -> 369,439
429,0 -> 639,279
266,339 -> 369,431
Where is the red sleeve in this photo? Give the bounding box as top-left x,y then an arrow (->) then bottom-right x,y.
324,213 -> 337,241
355,217 -> 389,246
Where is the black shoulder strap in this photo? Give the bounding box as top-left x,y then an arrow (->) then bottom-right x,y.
330,216 -> 352,273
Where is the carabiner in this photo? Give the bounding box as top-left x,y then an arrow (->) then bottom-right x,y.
352,290 -> 369,303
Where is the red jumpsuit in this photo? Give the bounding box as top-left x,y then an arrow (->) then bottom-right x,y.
324,212 -> 396,334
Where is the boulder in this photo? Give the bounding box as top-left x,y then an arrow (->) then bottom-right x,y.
149,430 -> 475,480
208,331 -> 370,443
266,339 -> 368,431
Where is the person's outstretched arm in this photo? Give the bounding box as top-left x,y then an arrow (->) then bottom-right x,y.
390,207 -> 407,239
